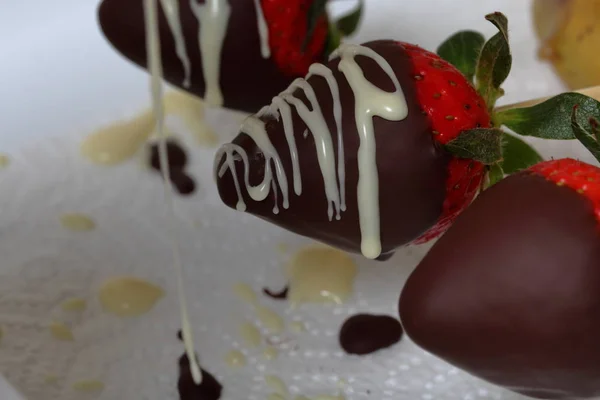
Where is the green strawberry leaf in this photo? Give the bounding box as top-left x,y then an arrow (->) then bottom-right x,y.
445,128 -> 504,165
571,105 -> 600,162
475,12 -> 512,111
437,30 -> 485,82
325,20 -> 342,56
335,0 -> 364,37
303,0 -> 328,52
500,133 -> 544,174
487,163 -> 505,188
495,92 -> 600,140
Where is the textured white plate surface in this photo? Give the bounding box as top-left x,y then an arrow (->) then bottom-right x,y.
0,1 -> 595,399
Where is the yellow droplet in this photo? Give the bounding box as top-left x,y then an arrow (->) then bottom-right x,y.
313,396 -> 345,400
265,375 -> 288,397
294,396 -> 312,400
60,214 -> 96,232
290,321 -> 306,333
255,306 -> 284,334
225,350 -> 246,367
239,322 -> 262,348
164,90 -> 218,147
98,277 -> 164,317
267,394 -> 286,400
0,154 -> 10,168
233,282 -> 258,305
263,346 -> 278,361
81,111 -> 155,165
44,375 -> 59,385
287,246 -> 357,305
0,326 -> 4,342
61,298 -> 87,312
49,322 -> 74,341
72,380 -> 104,392
276,243 -> 289,254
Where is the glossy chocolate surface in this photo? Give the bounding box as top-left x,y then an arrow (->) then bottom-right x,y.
178,354 -> 222,400
98,0 -> 317,113
399,173 -> 600,399
339,313 -> 403,355
215,40 -> 449,258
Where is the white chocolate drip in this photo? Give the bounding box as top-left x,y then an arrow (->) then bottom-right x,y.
159,0 -> 192,87
332,44 -> 408,259
253,0 -> 271,59
143,0 -> 202,384
217,44 -> 408,259
307,63 -> 346,212
190,0 -> 231,106
281,78 -> 341,220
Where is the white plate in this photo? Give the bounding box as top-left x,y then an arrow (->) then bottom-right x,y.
0,1 -> 592,399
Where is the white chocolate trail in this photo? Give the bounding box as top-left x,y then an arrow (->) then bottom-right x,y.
158,0 -> 272,106
253,0 -> 271,59
143,0 -> 202,384
190,0 -> 230,107
334,44 -> 408,259
159,0 -> 192,87
216,44 -> 409,259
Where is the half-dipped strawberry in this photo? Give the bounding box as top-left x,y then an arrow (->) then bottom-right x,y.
97,0 -> 360,113
400,157 -> 600,399
214,39 -> 491,260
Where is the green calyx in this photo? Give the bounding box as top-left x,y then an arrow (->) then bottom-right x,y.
571,106 -> 600,163
304,0 -> 364,56
439,11 -> 600,187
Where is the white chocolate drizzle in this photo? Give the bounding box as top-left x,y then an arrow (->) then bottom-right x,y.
333,44 -> 408,259
253,0 -> 271,59
190,0 -> 231,106
159,0 -> 192,87
143,0 -> 202,384
216,44 -> 409,259
158,0 -> 271,105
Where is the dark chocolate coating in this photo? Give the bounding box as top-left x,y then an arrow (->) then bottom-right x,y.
399,173 -> 600,399
178,354 -> 222,400
339,313 -> 403,355
215,40 -> 449,257
97,0 -> 316,113
262,285 -> 289,300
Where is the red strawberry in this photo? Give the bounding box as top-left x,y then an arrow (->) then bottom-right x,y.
261,0 -> 329,76
399,158 -> 600,399
215,39 -> 494,260
399,43 -> 491,244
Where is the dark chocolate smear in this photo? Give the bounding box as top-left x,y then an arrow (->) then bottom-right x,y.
148,141 -> 196,196
215,40 -> 449,258
339,313 -> 403,355
400,173 -> 600,399
149,140 -> 188,171
178,354 -> 222,400
98,0 -> 320,113
170,170 -> 196,196
262,285 -> 289,300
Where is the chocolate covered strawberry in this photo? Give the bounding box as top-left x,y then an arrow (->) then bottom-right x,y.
97,0 -> 362,113
214,12 -> 600,259
399,111 -> 600,399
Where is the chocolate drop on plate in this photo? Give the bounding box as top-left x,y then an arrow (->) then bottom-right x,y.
262,285 -> 289,300
149,140 -> 188,171
339,313 -> 403,355
170,170 -> 196,195
178,354 -> 222,400
215,40 -> 449,259
98,0 -> 316,113
399,173 -> 600,399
